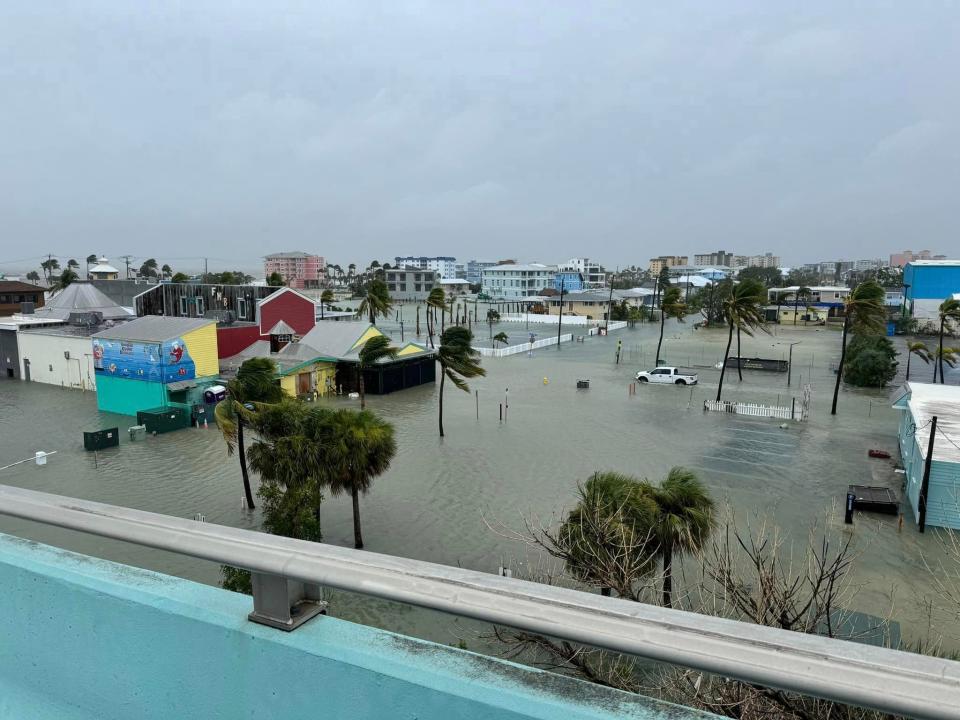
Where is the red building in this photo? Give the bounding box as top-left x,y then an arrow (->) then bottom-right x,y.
216,287 -> 317,358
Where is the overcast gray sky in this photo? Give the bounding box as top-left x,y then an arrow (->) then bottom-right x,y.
1,2 -> 958,274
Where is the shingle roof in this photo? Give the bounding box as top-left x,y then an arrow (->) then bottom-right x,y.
0,280 -> 45,293
295,321 -> 381,358
92,315 -> 214,342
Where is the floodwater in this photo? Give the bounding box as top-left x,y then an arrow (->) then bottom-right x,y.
1,313 -> 958,651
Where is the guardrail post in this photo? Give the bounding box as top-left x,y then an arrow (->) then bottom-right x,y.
249,572 -> 327,631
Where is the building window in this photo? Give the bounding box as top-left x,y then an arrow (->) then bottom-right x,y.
237,297 -> 247,318
387,283 -> 396,291
179,297 -> 188,315
196,297 -> 205,316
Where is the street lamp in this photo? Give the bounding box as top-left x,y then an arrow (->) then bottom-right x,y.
784,341 -> 802,387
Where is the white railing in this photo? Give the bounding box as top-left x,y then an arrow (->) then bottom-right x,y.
0,483 -> 956,719
703,399 -> 798,420
474,333 -> 573,357
498,313 -> 595,325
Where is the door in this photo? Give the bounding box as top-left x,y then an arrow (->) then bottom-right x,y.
650,368 -> 671,383
297,372 -> 312,395
23,358 -> 30,382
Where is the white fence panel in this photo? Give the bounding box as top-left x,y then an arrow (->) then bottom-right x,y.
473,334 -> 573,357
703,399 -> 799,421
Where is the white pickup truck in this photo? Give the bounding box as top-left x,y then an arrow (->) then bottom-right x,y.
635,366 -> 698,385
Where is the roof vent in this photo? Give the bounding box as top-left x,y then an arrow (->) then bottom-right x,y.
68,311 -> 103,327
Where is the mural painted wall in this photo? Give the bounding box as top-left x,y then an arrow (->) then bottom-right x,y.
93,337 -> 196,384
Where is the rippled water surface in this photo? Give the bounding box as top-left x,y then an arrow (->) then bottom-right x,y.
1,316 -> 956,648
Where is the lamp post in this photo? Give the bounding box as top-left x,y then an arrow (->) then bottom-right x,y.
786,341 -> 801,387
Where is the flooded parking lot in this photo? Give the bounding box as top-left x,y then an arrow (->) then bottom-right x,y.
1,314 -> 957,649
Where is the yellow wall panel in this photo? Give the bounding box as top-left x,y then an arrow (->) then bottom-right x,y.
280,374 -> 296,397
181,324 -> 220,378
397,344 -> 423,357
350,326 -> 384,351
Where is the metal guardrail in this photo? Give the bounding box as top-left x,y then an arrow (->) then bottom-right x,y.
0,483 -> 958,719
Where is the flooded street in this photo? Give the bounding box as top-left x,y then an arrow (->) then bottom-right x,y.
1,316 -> 956,649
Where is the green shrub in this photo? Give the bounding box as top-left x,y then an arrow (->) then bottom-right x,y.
844,335 -> 898,387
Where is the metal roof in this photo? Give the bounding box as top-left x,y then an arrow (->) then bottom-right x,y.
902,382 -> 960,463
266,320 -> 297,335
34,283 -> 134,321
93,316 -> 214,342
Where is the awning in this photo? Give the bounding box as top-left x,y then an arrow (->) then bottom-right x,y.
167,380 -> 198,392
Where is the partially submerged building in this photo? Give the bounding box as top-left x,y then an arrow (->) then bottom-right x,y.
6,284 -> 135,389
904,259 -> 960,322
894,382 -> 960,530
93,317 -> 220,416
0,280 -> 45,316
221,320 -> 435,398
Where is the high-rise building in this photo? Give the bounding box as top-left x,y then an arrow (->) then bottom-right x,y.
393,256 -> 457,278
732,253 -> 780,269
693,250 -> 734,267
649,256 -> 689,274
264,252 -> 326,289
890,249 -> 947,268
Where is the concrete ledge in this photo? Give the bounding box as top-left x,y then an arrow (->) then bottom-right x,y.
0,533 -> 709,720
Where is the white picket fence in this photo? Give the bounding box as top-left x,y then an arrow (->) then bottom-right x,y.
587,321 -> 628,335
473,333 -> 573,357
703,399 -> 800,421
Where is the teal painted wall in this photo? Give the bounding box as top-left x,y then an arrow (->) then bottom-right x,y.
899,408 -> 960,529
0,533 -> 709,720
95,374 -> 168,416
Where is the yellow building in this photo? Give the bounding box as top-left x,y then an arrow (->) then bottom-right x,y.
222,321 -> 436,398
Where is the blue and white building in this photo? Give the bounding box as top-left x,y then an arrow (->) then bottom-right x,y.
904,260 -> 960,321
465,260 -> 496,285
894,382 -> 960,530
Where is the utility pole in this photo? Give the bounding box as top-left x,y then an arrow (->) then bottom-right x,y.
119,255 -> 134,279
605,266 -> 616,331
556,277 -> 565,347
919,416 -> 938,533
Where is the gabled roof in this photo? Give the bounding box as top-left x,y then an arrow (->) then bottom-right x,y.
266,320 -> 297,335
93,316 -> 214,342
256,286 -> 315,307
34,283 -> 133,321
295,321 -> 381,359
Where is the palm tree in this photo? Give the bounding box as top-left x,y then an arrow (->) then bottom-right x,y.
933,346 -> 959,382
770,290 -> 789,324
642,467 -> 715,608
25,271 -> 41,283
320,289 -> 334,319
161,264 -> 172,280
358,279 -> 393,325
716,279 -> 767,402
40,258 -> 60,284
85,254 -> 97,278
54,268 -> 79,291
559,471 -> 658,597
325,409 -> 397,549
793,286 -> 812,325
905,341 -> 931,381
426,287 -> 446,348
655,286 -> 685,365
139,258 -> 159,278
357,336 -> 398,409
830,281 -> 886,415
493,331 -> 509,348
437,326 -> 485,437
215,357 -> 285,510
934,298 -> 960,384
67,258 -> 80,271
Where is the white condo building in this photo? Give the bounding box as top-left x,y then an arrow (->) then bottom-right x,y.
394,256 -> 457,278
480,264 -> 557,299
